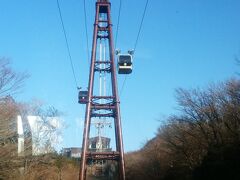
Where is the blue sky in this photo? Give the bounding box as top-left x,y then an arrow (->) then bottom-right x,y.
0,0 -> 239,152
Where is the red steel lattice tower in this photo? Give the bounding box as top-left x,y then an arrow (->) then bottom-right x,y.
79,0 -> 125,179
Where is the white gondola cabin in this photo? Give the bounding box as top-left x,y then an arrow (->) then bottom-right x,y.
78,91 -> 88,104
117,54 -> 133,74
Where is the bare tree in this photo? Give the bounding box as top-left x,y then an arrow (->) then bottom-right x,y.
0,100 -> 63,179
0,58 -> 28,98
27,104 -> 63,155
0,57 -> 28,179
0,59 -> 65,179
125,79 -> 240,180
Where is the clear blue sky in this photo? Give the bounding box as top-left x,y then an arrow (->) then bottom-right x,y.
0,0 -> 239,152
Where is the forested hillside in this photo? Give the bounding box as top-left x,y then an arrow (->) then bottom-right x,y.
125,79 -> 240,180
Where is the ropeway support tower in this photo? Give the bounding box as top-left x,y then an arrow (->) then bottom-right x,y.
79,0 -> 125,179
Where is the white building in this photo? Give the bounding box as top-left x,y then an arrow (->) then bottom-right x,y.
17,115 -> 62,156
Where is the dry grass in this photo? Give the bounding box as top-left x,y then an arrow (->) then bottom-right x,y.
0,155 -> 80,180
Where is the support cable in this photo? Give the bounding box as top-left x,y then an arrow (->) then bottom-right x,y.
57,0 -> 79,89
120,0 -> 149,97
83,0 -> 90,64
133,0 -> 149,52
115,0 -> 122,48
107,0 -> 122,96
119,75 -> 127,96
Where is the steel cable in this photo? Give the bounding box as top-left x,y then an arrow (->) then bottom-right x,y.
57,0 -> 79,89
115,0 -> 122,48
83,0 -> 90,64
120,0 -> 149,97
133,0 -> 149,52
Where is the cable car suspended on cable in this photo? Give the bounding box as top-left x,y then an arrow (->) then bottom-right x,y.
78,90 -> 88,104
116,50 -> 134,74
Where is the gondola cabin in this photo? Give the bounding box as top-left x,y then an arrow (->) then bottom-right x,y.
78,91 -> 88,104
117,54 -> 133,74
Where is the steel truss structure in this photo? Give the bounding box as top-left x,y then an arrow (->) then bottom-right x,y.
79,0 -> 125,179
